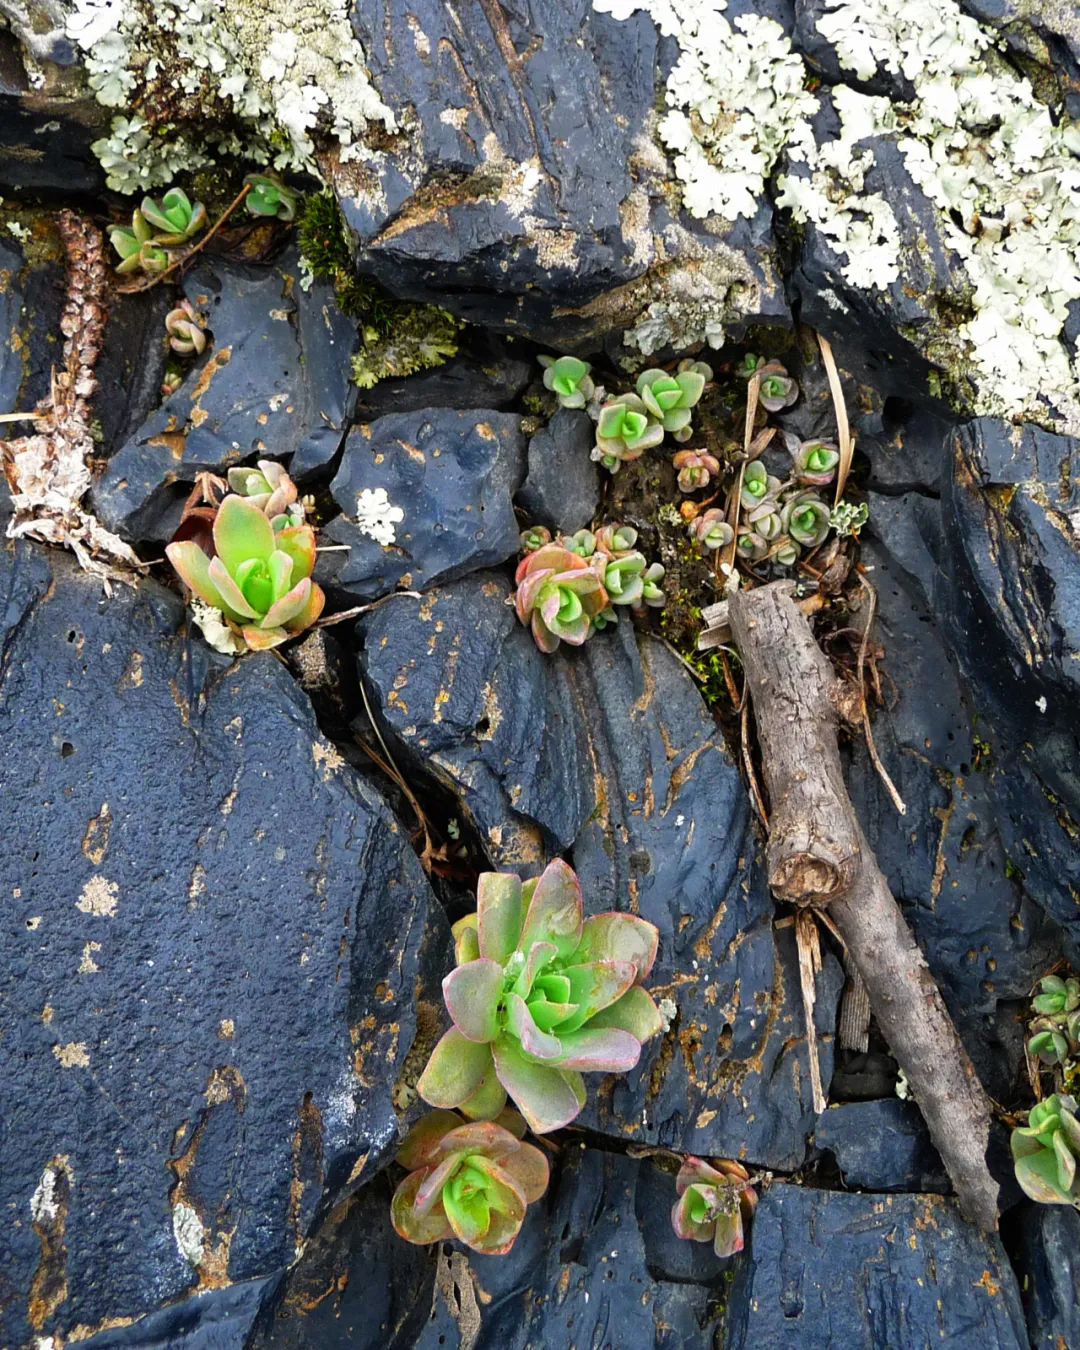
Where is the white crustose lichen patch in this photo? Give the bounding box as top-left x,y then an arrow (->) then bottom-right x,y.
594,0 -> 1080,431
67,0 -> 395,192
354,487 -> 404,547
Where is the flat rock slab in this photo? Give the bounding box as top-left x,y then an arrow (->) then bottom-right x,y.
92,251 -> 358,543
1014,1203 -> 1080,1350
814,1099 -> 948,1192
516,407 -> 601,535
360,575 -> 841,1167
317,409 -> 525,603
0,544 -> 432,1348
724,1187 -> 1028,1350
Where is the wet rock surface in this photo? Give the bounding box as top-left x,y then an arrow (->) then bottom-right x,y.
316,409 -> 526,603
814,1099 -> 948,1192
516,407 -> 601,535
724,1187 -> 1029,1350
361,575 -> 842,1168
0,543 -> 432,1348
1014,1204 -> 1080,1349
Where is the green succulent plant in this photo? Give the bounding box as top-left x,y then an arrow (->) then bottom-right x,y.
1012,1094 -> 1080,1206
1034,975 -> 1080,1018
417,859 -> 663,1134
745,500 -> 783,541
244,172 -> 301,222
391,1110 -> 549,1254
831,499 -> 869,538
520,525 -> 553,554
736,530 -> 768,562
140,188 -> 207,245
593,524 -> 638,555
672,449 -> 720,493
782,492 -> 830,548
636,361 -> 710,440
592,394 -> 665,472
794,439 -> 840,487
687,508 -> 733,552
641,562 -> 666,608
540,355 -> 595,409
1027,974 -> 1080,1069
671,1157 -> 757,1258
165,299 -> 207,356
756,359 -> 799,412
227,460 -> 301,525
166,494 -> 325,652
514,543 -> 609,652
740,460 -> 780,510
595,551 -> 649,607
108,211 -> 169,275
563,528 -> 597,558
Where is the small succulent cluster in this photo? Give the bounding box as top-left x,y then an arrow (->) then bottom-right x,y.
514,525 -> 665,652
243,172 -> 300,222
164,299 -> 206,356
539,355 -> 595,410
417,859 -> 663,1135
108,187 -> 207,276
165,460 -> 324,652
670,1157 -> 758,1257
391,1110 -> 548,1254
1027,975 -> 1080,1090
590,361 -> 712,473
1012,1094 -> 1080,1207
737,353 -> 798,411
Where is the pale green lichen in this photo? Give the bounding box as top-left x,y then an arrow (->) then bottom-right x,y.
67,0 -> 396,191
350,307 -> 464,390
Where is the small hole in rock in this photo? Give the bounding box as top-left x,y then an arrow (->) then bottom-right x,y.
60,741 -> 75,758
475,717 -> 490,735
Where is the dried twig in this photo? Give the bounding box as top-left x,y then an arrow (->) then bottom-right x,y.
315,590 -> 423,629
795,909 -> 826,1113
740,692 -> 769,829
724,370 -> 761,572
816,333 -> 854,504
856,574 -> 907,816
1,212 -> 146,582
356,675 -> 436,873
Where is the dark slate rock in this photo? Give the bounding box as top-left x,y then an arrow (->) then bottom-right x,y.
0,94 -> 108,196
91,250 -> 358,543
0,237 -> 24,414
339,0 -> 789,346
793,0 -> 916,99
724,1187 -> 1028,1350
0,545 -> 432,1348
935,419 -> 1080,950
0,223 -> 67,416
814,1099 -> 948,1192
359,575 -> 842,1167
859,400 -> 952,496
960,0 -> 1080,117
847,537 -> 1060,1099
354,337 -> 533,420
516,407 -> 601,535
74,1277 -> 277,1350
1014,1203 -> 1080,1349
315,409 -> 525,603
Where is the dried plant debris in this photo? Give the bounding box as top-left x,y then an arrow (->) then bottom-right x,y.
1,213 -> 145,583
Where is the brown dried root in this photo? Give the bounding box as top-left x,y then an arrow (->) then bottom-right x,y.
1,211 -> 146,584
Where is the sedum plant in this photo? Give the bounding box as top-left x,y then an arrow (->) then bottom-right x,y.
672,449 -> 720,493
738,354 -> 799,412
140,188 -> 207,245
671,1157 -> 757,1257
1028,975 -> 1080,1069
540,355 -> 595,409
166,493 -> 325,652
244,172 -> 301,222
782,492 -> 831,548
521,525 -> 553,554
417,859 -> 663,1135
640,562 -> 666,608
594,523 -> 638,555
594,550 -> 650,607
592,394 -> 665,472
564,528 -> 597,558
391,1110 -> 548,1254
165,299 -> 207,356
1012,1094 -> 1080,1207
514,543 -> 609,652
636,361 -> 710,441
794,439 -> 840,487
740,459 -> 781,510
687,508 -> 733,552
109,211 -> 168,275
227,460 -> 302,526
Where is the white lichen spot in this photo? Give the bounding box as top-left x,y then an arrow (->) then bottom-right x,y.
354,487 -> 404,546
172,1201 -> 206,1266
657,996 -> 678,1031
76,874 -> 119,917
53,1042 -> 90,1068
30,1159 -> 70,1224
312,740 -> 345,777
190,600 -> 243,656
7,221 -> 30,241
79,941 -> 102,974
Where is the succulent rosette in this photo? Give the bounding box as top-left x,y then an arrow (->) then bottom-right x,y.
672,449 -> 720,493
756,359 -> 799,412
640,562 -> 666,608
592,394 -> 665,472
596,550 -> 648,607
165,299 -> 207,356
745,500 -> 783,541
140,187 -> 208,246
540,354 -> 595,409
244,172 -> 300,221
736,530 -> 768,562
227,460 -> 300,525
166,494 -> 325,651
687,508 -> 733,552
782,492 -> 831,548
109,210 -> 168,275
520,525 -> 553,554
1029,974 -> 1080,1066
636,363 -> 709,440
513,544 -> 609,652
671,1157 -> 757,1258
563,528 -> 597,558
593,524 -> 638,555
740,460 -> 780,511
417,859 -> 663,1135
1011,1094 -> 1080,1205
794,439 -> 840,487
391,1110 -> 549,1254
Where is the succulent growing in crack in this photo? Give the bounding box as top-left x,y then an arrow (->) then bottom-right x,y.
593,524 -> 638,556
539,355 -> 595,409
244,172 -> 300,222
687,508 -> 734,552
592,394 -> 665,472
160,369 -> 184,399
139,188 -> 207,246
671,1157 -> 757,1258
636,362 -> 710,440
594,550 -> 649,607
227,460 -> 302,526
736,530 -> 768,562
740,459 -> 781,511
1012,1094 -> 1080,1206
672,449 -> 720,493
563,528 -> 597,558
108,211 -> 168,275
738,354 -> 798,412
391,1110 -> 549,1254
513,544 -> 609,652
166,494 -> 325,652
165,299 -> 207,356
744,500 -> 783,542
782,492 -> 831,548
520,525 -> 553,554
794,439 -> 840,487
640,562 -> 666,608
417,858 -> 663,1134
1028,975 -> 1080,1068
831,499 -> 869,538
